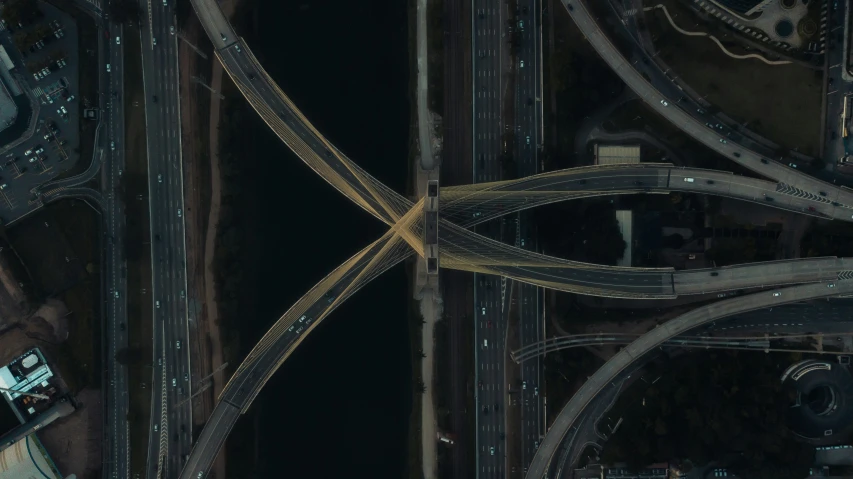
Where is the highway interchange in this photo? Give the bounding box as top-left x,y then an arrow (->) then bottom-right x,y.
83,0 -> 853,476
174,0 -> 853,476
138,1 -> 192,477
823,0 -> 851,169
473,0 -> 545,473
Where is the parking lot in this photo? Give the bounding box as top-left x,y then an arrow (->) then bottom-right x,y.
0,0 -> 84,223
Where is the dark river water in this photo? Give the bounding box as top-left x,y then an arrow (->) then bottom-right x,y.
229,0 -> 412,477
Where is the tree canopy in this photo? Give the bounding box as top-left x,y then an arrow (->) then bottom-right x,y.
600,351 -> 813,478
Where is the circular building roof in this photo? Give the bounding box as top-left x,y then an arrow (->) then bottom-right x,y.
782,360 -> 853,441
775,19 -> 795,38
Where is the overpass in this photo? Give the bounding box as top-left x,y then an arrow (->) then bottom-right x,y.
441,164 -> 849,227
175,0 -> 853,476
523,279 -> 853,478
509,332 -> 848,363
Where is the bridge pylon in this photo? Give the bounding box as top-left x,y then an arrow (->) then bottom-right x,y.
424,179 -> 439,275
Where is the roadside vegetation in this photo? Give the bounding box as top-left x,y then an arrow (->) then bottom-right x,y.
545,5 -> 624,168
601,350 -> 814,479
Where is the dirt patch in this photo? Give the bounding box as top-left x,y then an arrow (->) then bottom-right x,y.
39,388 -> 102,479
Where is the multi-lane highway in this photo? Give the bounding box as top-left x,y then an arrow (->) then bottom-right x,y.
471,0 -> 510,474
524,278 -> 853,479
442,164 -> 852,225
138,1 -> 191,477
822,0 -> 851,168
473,0 -> 545,473
102,13 -> 130,479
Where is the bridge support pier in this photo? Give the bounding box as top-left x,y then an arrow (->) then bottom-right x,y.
424,179 -> 439,274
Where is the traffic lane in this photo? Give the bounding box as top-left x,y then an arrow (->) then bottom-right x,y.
143,34 -> 188,470
444,167 -> 850,227
474,1 -> 506,457
473,4 -> 501,179
478,285 -> 506,474
563,0 -> 853,206
673,257 -> 850,294
524,279 -> 853,479
443,260 -> 673,299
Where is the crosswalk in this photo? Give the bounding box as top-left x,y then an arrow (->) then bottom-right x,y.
775,183 -> 832,204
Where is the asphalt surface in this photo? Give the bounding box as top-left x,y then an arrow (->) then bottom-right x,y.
472,0 -> 510,475
602,0 -> 797,162
179,232 -> 413,479
524,279 -> 853,479
138,2 -> 192,477
440,219 -> 853,297
512,334 -> 773,362
472,0 -> 544,474
513,0 -> 545,472
822,0 -> 851,168
561,0 -> 853,206
442,164 -> 853,226
0,4 -> 85,223
102,14 -> 130,479
192,0 -> 412,226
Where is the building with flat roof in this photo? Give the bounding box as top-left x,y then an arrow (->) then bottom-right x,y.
594,145 -> 640,165
0,348 -> 61,422
0,46 -> 13,72
0,434 -> 70,479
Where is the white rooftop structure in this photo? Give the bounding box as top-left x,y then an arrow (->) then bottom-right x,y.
594,145 -> 641,165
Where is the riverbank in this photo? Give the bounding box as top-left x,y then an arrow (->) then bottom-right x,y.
177,0 -> 239,476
